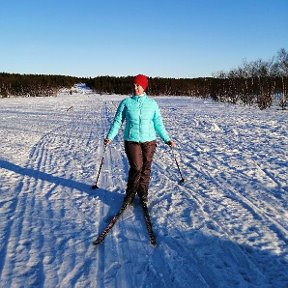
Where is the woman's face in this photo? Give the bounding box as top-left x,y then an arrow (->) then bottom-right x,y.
133,83 -> 145,96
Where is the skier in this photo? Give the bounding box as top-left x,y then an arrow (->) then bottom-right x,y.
104,74 -> 174,204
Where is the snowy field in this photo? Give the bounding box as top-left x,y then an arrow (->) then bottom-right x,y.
0,90 -> 287,288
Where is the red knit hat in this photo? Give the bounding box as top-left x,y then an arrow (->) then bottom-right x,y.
133,74 -> 148,91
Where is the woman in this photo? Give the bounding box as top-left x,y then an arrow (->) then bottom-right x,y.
104,74 -> 174,204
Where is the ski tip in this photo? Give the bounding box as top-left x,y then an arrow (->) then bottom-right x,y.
93,234 -> 106,245
92,239 -> 102,245
151,239 -> 157,246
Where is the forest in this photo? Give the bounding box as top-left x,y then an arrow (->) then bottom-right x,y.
1,49 -> 287,110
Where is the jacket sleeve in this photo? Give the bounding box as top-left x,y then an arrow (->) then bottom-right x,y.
106,100 -> 126,141
153,102 -> 171,143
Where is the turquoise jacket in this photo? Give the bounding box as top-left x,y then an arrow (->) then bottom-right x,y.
107,94 -> 171,143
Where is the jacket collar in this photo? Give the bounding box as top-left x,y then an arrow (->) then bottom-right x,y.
132,92 -> 147,102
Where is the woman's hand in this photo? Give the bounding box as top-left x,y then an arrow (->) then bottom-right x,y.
166,140 -> 175,147
104,138 -> 111,146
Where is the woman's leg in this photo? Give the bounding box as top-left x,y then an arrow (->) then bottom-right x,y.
124,141 -> 143,202
137,141 -> 157,202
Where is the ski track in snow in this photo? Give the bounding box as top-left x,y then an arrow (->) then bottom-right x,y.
0,92 -> 287,288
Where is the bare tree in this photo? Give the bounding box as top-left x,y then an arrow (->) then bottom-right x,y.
276,48 -> 288,109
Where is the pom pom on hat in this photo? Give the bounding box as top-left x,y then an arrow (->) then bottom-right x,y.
133,74 -> 148,91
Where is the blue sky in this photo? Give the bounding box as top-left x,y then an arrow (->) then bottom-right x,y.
1,0 -> 287,78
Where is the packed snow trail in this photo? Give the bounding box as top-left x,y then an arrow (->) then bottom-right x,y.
0,92 -> 287,287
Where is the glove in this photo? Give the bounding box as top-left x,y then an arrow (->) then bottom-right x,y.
166,140 -> 175,147
104,138 -> 111,146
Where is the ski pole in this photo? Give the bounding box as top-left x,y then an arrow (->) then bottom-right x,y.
92,144 -> 108,189
170,147 -> 185,183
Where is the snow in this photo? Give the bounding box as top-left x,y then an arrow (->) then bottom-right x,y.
0,89 -> 287,288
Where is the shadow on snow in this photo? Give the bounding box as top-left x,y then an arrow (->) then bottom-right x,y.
1,159 -> 288,288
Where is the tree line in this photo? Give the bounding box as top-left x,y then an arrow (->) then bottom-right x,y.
1,49 -> 287,109
0,73 -> 82,97
211,48 -> 288,110
86,48 -> 287,110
